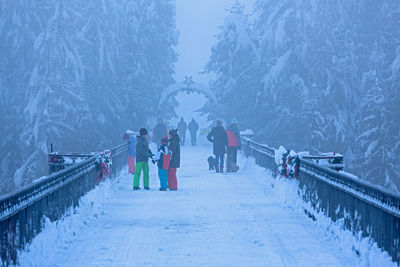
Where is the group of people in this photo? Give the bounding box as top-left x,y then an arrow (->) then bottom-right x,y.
127,126 -> 181,191
207,118 -> 241,173
125,117 -> 241,190
152,118 -> 199,147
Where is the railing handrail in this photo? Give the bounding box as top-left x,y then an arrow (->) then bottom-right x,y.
242,137 -> 274,155
241,137 -> 400,213
0,142 -> 128,221
300,159 -> 400,218
242,136 -> 400,263
300,158 -> 400,200
301,155 -> 343,159
0,141 -> 129,265
0,156 -> 96,221
48,152 -> 94,157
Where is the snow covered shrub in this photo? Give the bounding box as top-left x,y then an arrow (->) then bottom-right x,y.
95,150 -> 112,182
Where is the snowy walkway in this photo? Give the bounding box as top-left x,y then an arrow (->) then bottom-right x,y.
20,146 -> 367,266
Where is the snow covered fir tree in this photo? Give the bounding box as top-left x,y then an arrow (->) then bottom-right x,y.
205,0 -> 400,191
0,0 -> 178,194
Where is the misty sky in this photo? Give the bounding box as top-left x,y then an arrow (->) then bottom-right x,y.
175,0 -> 255,85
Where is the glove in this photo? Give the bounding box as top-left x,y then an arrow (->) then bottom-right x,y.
152,160 -> 156,164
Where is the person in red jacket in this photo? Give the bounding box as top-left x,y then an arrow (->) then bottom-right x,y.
167,129 -> 180,190
226,118 -> 242,169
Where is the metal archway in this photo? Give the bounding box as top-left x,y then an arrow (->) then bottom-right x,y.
158,76 -> 217,108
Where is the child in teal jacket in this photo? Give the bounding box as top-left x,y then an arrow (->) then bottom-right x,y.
152,136 -> 170,191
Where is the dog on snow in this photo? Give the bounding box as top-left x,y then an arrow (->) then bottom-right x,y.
207,156 -> 215,171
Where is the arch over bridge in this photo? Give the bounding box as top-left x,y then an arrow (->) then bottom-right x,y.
159,76 -> 217,108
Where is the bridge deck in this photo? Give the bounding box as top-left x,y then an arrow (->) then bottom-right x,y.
19,146 -> 363,266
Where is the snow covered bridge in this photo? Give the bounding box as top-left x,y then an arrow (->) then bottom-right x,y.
1,140 -> 398,266
17,146 -> 379,266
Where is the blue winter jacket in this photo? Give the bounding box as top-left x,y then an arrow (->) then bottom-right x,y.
128,136 -> 136,157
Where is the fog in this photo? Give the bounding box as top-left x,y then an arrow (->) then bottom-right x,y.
175,0 -> 255,83
0,0 -> 399,194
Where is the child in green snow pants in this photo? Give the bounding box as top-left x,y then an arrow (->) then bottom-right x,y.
133,162 -> 149,187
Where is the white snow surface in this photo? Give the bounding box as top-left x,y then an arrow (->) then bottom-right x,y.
19,146 -> 395,266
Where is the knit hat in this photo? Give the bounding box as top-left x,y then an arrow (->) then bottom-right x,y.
161,136 -> 169,145
139,128 -> 148,136
169,129 -> 178,136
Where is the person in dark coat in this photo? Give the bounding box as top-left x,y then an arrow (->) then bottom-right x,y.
167,129 -> 180,190
153,119 -> 168,150
207,120 -> 228,172
177,117 -> 187,146
133,128 -> 154,190
188,118 -> 199,146
226,117 -> 242,168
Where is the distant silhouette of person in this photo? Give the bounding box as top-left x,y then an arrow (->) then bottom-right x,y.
153,119 -> 168,150
188,118 -> 199,146
177,117 -> 187,146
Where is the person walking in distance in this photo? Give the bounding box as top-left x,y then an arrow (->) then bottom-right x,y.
226,118 -> 242,172
133,128 -> 154,190
177,117 -> 187,146
188,118 -> 199,146
153,119 -> 168,150
207,120 -> 228,173
167,129 -> 180,190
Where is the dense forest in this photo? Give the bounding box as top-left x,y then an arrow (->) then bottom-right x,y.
205,1 -> 400,191
0,0 -> 178,194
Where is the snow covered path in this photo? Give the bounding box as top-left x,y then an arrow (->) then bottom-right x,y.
20,145 -> 367,267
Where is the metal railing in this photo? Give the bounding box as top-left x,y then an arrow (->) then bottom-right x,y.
0,143 -> 128,265
242,137 -> 400,263
48,152 -> 94,174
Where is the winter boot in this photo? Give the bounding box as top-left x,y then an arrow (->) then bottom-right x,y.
159,188 -> 167,191
220,167 -> 224,173
133,186 -> 140,190
144,186 -> 150,190
216,166 -> 220,173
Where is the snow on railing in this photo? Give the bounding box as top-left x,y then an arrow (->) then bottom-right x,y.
48,152 -> 94,174
0,142 -> 128,265
241,136 -> 400,263
0,157 -> 95,222
300,160 -> 400,217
